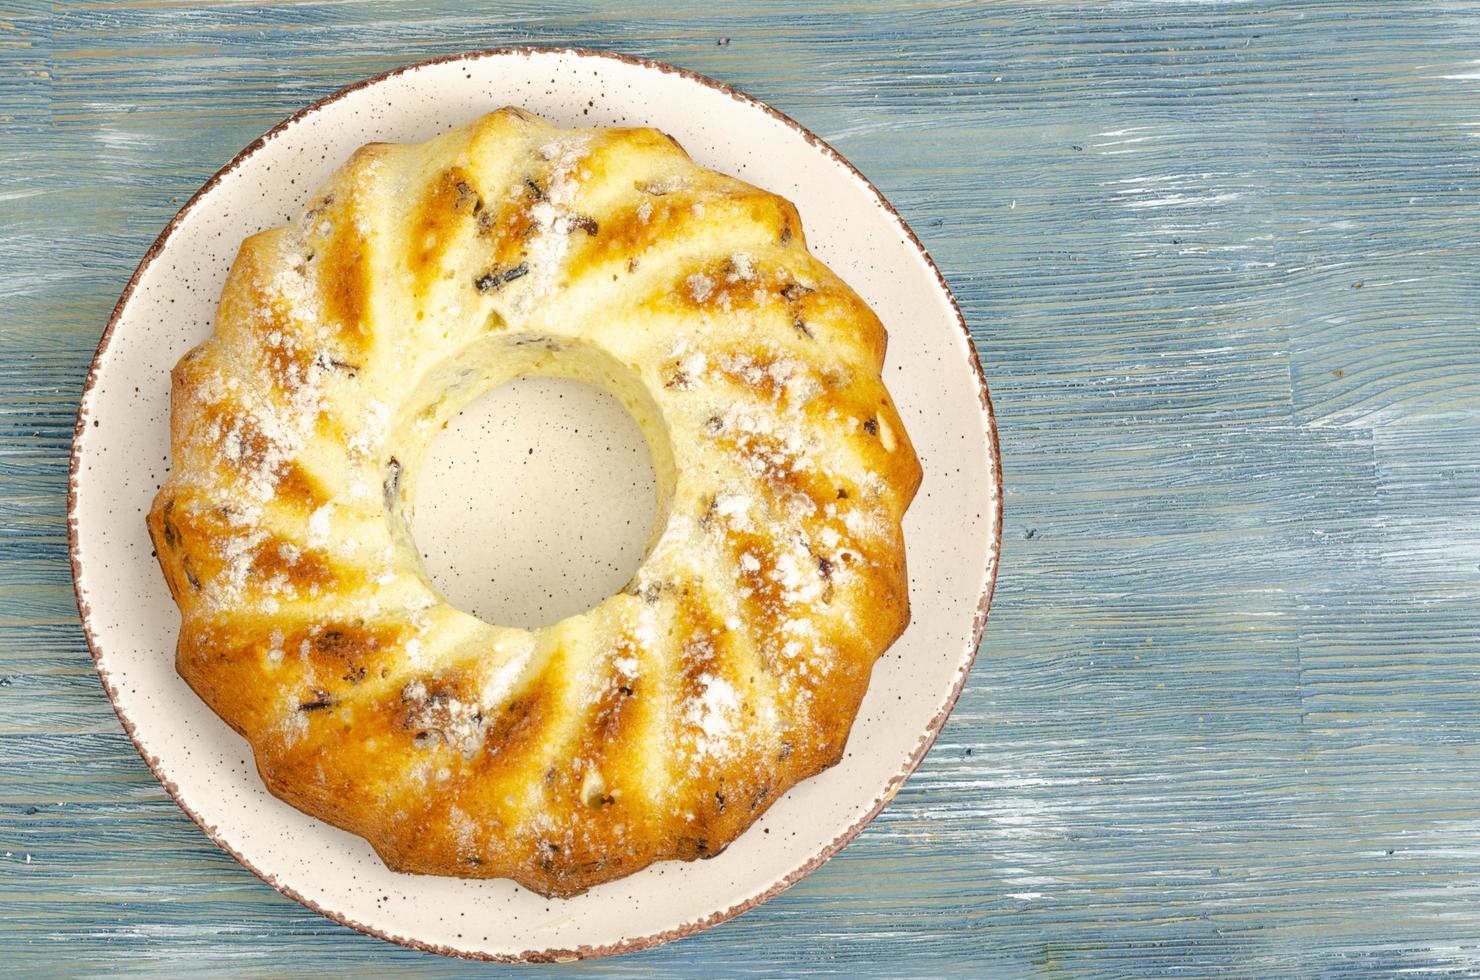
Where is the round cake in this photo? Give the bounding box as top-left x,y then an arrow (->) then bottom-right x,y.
148,107 -> 922,898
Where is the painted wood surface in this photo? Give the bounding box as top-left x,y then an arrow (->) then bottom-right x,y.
4,0 -> 1480,974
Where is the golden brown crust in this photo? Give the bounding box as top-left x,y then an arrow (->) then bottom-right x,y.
148,107 -> 920,898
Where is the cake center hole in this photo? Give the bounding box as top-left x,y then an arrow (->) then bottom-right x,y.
412,376 -> 658,629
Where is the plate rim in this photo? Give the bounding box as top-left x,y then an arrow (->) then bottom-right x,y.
66,45 -> 1004,962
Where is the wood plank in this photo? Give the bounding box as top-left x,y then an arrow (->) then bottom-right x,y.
5,0 -> 1480,973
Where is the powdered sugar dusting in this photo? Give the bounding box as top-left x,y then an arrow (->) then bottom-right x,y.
771,547 -> 823,605
631,601 -> 661,650
506,134 -> 592,316
347,399 -> 390,456
713,493 -> 753,530
680,350 -> 707,379
449,805 -> 477,859
305,501 -> 334,548
725,252 -> 757,282
402,679 -> 485,759
716,350 -> 818,403
685,673 -> 740,759
480,635 -> 535,710
277,691 -> 308,746
686,273 -> 715,302
181,227 -> 352,612
265,627 -> 286,666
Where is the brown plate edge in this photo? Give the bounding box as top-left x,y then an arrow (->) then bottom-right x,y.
65,45 -> 1005,964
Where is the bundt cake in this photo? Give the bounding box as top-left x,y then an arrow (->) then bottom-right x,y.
147,107 -> 922,897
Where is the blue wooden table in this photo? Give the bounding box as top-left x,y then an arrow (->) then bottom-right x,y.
6,1 -> 1480,974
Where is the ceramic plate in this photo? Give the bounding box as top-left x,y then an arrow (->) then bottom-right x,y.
68,48 -> 1001,961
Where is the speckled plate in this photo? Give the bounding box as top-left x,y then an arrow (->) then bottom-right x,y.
68,48 -> 1002,961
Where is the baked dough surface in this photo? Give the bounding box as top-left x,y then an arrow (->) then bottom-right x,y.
148,108 -> 921,897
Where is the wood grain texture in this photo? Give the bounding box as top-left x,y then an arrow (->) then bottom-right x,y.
4,0 -> 1480,974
